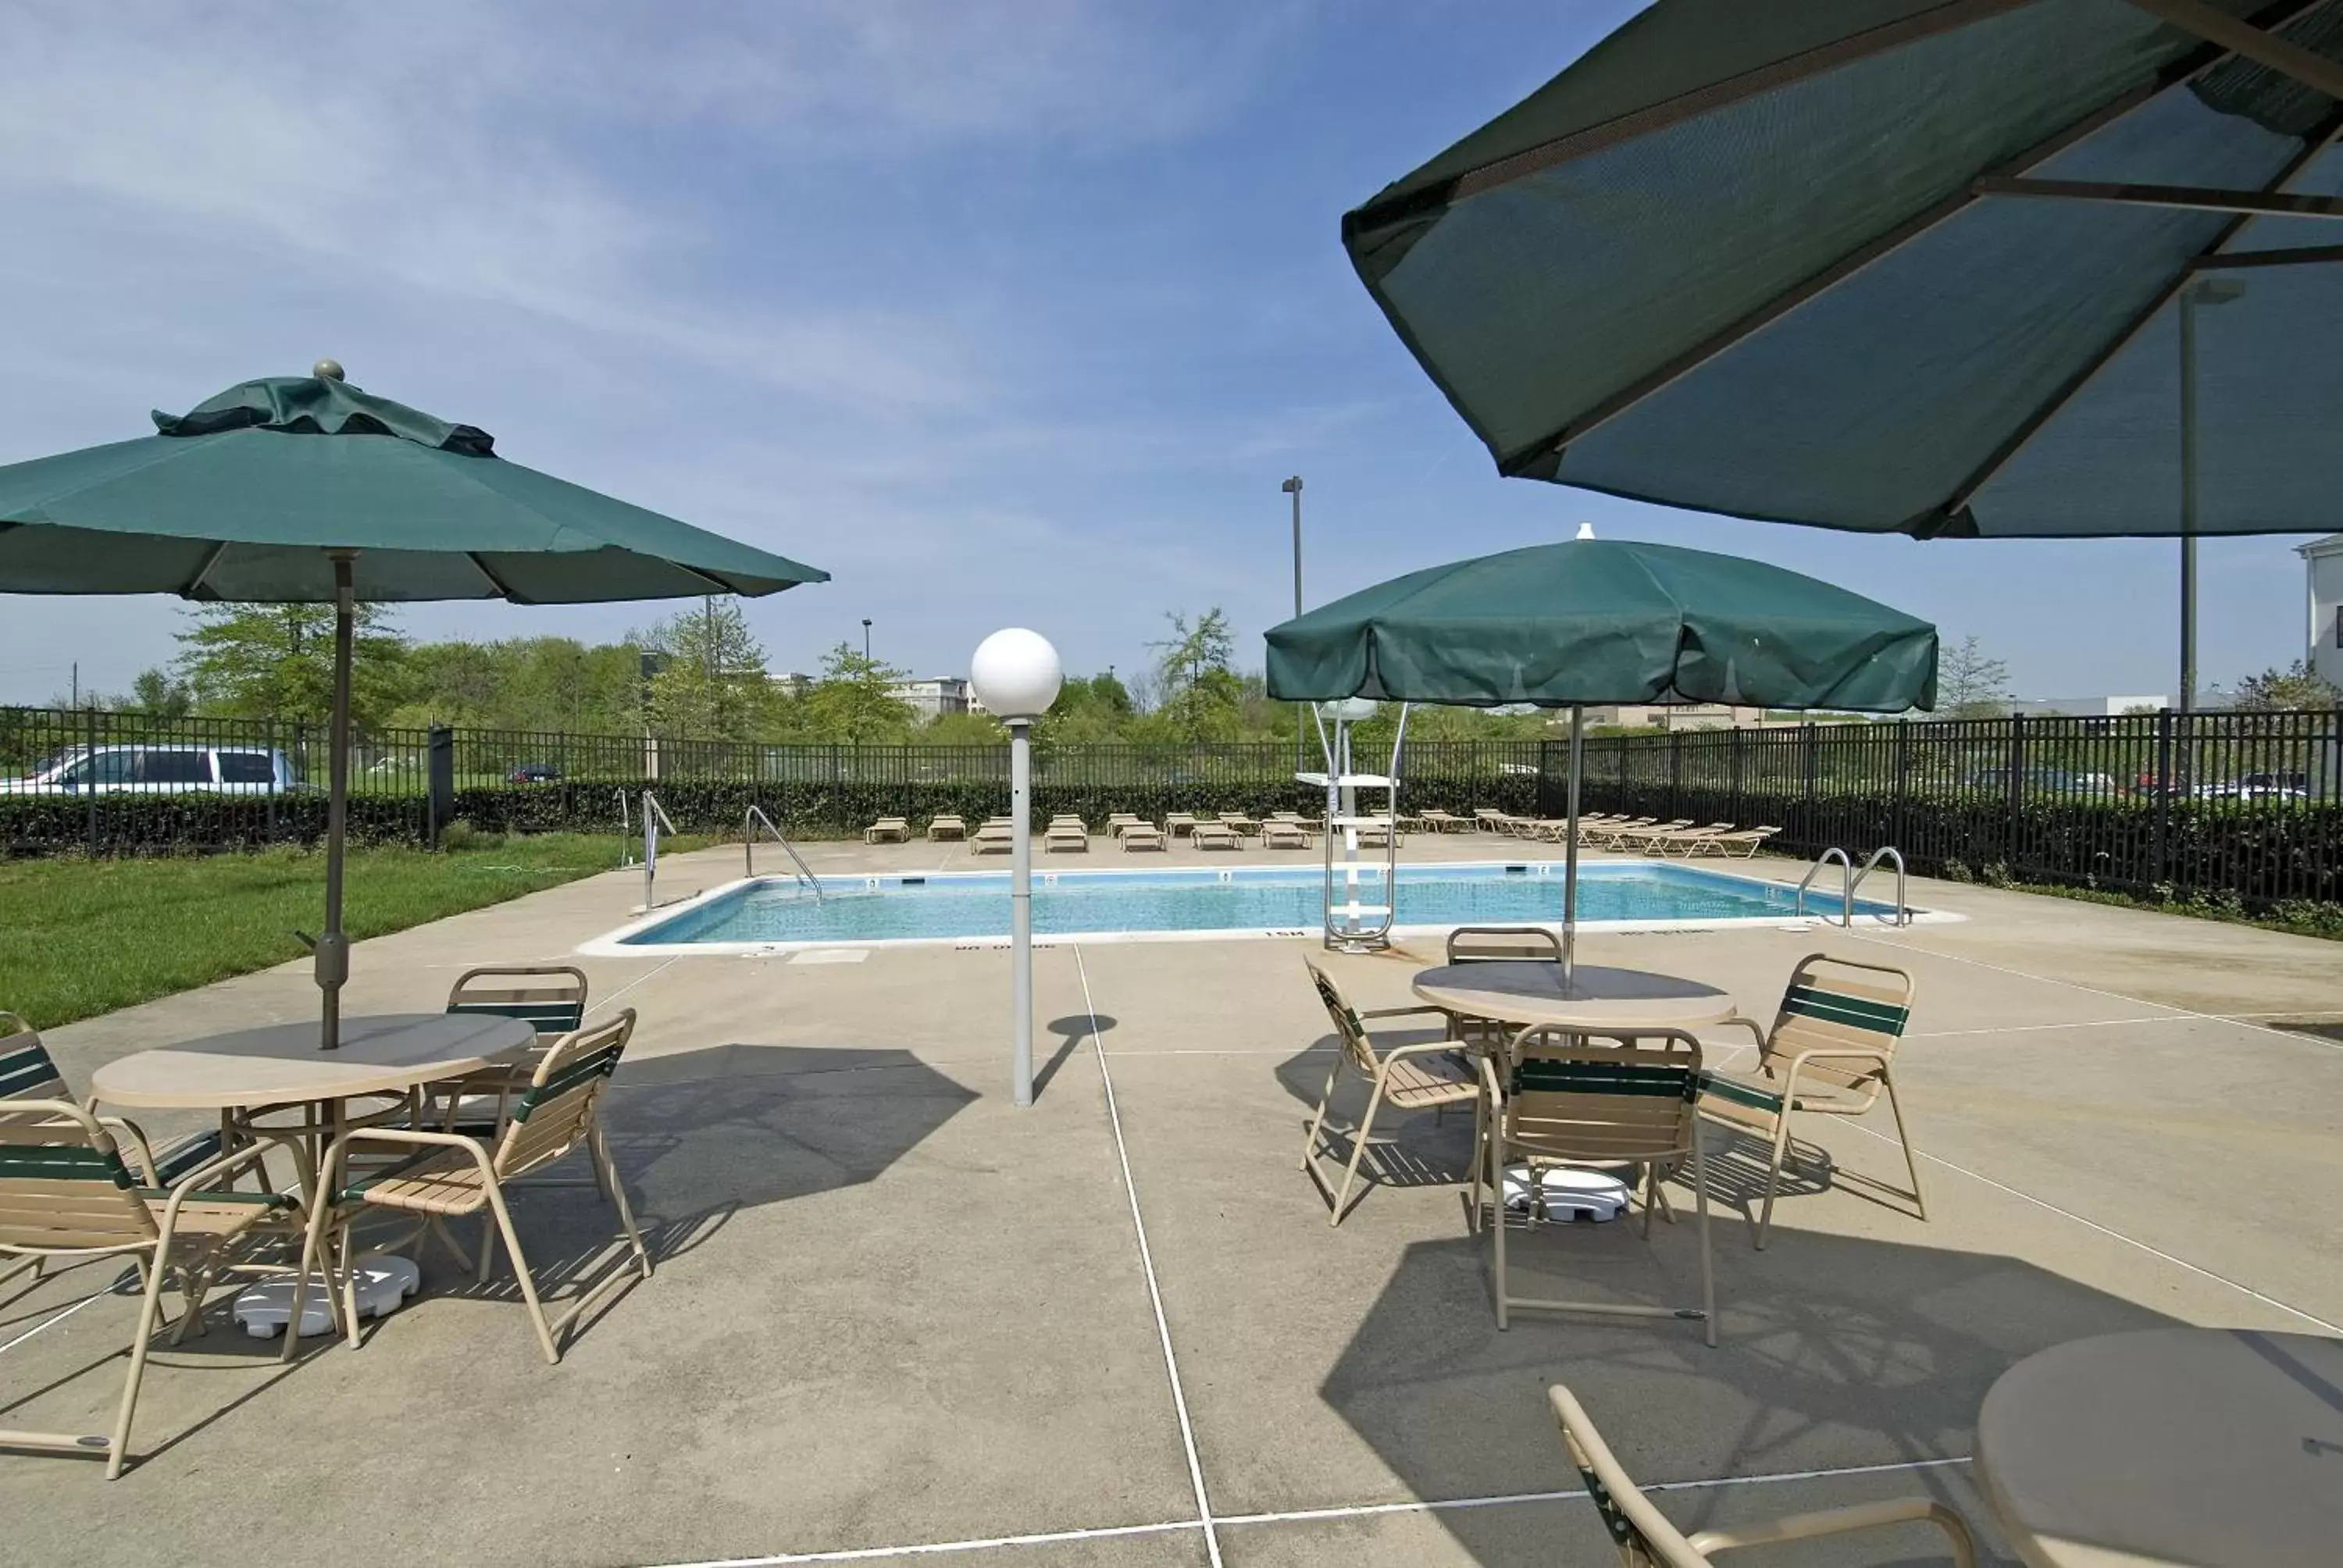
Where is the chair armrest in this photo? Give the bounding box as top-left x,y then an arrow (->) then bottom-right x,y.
95,1114 -> 163,1186
1718,1014 -> 1770,1048
1478,1052 -> 1506,1109
1778,1047 -> 1892,1107
1357,1003 -> 1448,1021
1378,1039 -> 1472,1064
1688,1497 -> 1976,1566
152,1142 -> 301,1240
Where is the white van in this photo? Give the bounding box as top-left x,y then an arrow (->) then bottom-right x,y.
5,744 -> 300,795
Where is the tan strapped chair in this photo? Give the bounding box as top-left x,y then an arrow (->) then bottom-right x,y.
1439,927 -> 1562,1049
1,1105 -> 306,1477
1550,1384 -> 1978,1566
415,966 -> 590,1139
1698,954 -> 1925,1249
1480,1029 -> 1716,1342
292,1010 -> 650,1366
1300,960 -> 1478,1226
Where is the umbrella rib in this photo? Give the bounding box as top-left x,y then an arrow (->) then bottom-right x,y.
2120,0 -> 2343,101
181,540 -> 231,600
1346,0 -> 2035,241
465,551 -> 526,604
1508,1 -> 2327,478
1920,107 -> 2343,534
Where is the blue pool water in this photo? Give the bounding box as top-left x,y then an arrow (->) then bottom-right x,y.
619,861 -> 1899,947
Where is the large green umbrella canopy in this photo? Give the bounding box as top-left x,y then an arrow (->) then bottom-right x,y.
1265,536 -> 1935,980
0,367 -> 829,1047
0,372 -> 825,598
1266,536 -> 1937,711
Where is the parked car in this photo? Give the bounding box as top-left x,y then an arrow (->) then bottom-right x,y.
4,744 -> 299,795
507,762 -> 562,785
1962,768 -> 2115,796
2197,772 -> 2309,800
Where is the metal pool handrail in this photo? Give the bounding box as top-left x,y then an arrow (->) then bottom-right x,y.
746,804 -> 821,900
640,789 -> 679,911
1796,846 -> 1853,924
1848,846 -> 1910,928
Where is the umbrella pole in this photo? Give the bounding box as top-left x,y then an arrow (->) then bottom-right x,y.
317,551 -> 355,1049
1562,704 -> 1582,992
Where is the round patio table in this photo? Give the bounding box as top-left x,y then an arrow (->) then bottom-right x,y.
90,1014 -> 535,1112
1410,963 -> 1735,1035
1976,1327 -> 2343,1567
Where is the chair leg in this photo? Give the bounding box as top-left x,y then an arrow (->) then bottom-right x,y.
284,1195 -> 336,1364
481,1182 -> 561,1365
1300,1054 -> 1346,1170
476,1216 -> 497,1285
1465,1089 -> 1489,1231
594,1124 -> 654,1280
105,1242 -> 174,1479
1882,1072 -> 1928,1221
1490,1130 -> 1510,1331
1639,1164 -> 1657,1240
168,1258 -> 217,1346
1690,1122 -> 1717,1349
1328,1075 -> 1389,1227
1754,1110 -> 1794,1251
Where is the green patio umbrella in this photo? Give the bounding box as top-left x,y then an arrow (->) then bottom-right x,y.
1264,535 -> 1935,981
0,363 -> 829,1046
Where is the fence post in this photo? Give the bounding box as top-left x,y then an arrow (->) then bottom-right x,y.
1893,719 -> 1910,853
1801,722 -> 1818,843
1537,738 -> 1559,818
426,725 -> 455,848
84,704 -> 98,857
2152,708 -> 2174,891
1729,726 -> 1744,828
1668,729 -> 1682,821
2006,714 -> 2026,872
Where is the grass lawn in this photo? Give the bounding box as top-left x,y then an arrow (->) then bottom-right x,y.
0,832 -> 709,1029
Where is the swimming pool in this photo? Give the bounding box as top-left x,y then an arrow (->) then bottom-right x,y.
586,860 -> 1928,954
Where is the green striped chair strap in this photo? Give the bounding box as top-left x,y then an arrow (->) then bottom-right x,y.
0,1036 -> 66,1100
0,1142 -> 137,1187
448,999 -> 586,1035
1696,1070 -> 1784,1114
1510,1058 -> 1697,1102
1784,984 -> 1909,1035
511,1041 -> 625,1124
134,1187 -> 293,1208
149,1131 -> 226,1187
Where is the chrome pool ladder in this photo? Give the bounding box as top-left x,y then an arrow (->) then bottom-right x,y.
1795,845 -> 1910,928
746,804 -> 822,900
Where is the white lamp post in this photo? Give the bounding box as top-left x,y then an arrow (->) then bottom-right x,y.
969,628 -> 1064,1107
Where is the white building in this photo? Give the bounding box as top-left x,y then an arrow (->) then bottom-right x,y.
2299,534 -> 2343,689
891,676 -> 972,719
2008,695 -> 2168,718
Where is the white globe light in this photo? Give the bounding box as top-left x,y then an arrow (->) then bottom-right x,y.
1319,697 -> 1380,722
970,628 -> 1064,720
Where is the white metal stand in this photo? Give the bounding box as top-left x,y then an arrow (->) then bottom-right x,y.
1301,703 -> 1409,952
1009,718 -> 1035,1107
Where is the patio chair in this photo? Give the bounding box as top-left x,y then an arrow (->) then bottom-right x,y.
292,1010 -> 651,1367
1300,960 -> 1478,1225
1,1103 -> 306,1477
1548,1384 -> 1978,1566
1471,807 -> 1512,833
1584,816 -> 1658,848
863,817 -> 911,844
1617,821 -> 1732,853
1603,818 -> 1695,850
1416,807 -> 1469,833
1164,811 -> 1200,838
1353,817 -> 1402,847
1480,1028 -> 1715,1342
415,966 -> 590,1138
1678,825 -> 1780,858
1106,812 -> 1146,837
926,814 -> 967,842
1218,812 -> 1260,836
2,1010 -> 227,1196
1044,818 -> 1089,853
1191,821 -> 1242,850
970,828 -> 1012,855
1439,927 -> 1563,1048
1120,823 -> 1167,851
1698,954 -> 1924,1250
1261,821 -> 1312,849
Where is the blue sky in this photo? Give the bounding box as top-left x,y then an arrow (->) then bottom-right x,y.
0,0 -> 2315,707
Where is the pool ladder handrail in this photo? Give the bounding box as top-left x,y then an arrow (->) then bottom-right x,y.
745,804 -> 822,901
640,789 -> 679,911
616,788 -> 634,867
1795,845 -> 1910,928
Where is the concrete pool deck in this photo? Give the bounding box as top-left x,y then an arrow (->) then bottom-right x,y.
8,833 -> 2342,1566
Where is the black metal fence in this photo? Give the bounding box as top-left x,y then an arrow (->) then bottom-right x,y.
5,702 -> 2341,909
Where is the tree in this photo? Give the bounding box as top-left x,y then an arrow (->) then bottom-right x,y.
803,642 -> 915,744
1935,634 -> 2011,718
175,604 -> 408,729
1149,608 -> 1235,693
2230,659 -> 2341,711
1142,608 -> 1244,742
637,600 -> 775,740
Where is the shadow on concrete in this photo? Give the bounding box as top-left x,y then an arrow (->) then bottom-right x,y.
1038,1013 -> 1115,1098
1321,1226 -> 2182,1565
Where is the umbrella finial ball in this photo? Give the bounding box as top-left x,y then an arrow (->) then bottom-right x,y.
1574,521 -> 1596,540
313,358 -> 345,382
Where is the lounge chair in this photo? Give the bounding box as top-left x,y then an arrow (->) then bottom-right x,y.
863,817 -> 910,844
2,1103 -> 307,1477
1416,807 -> 1470,833
926,814 -> 967,842
1164,812 -> 1201,838
1471,807 -> 1522,834
1595,816 -> 1684,849
1300,960 -> 1478,1225
1120,823 -> 1167,852
1218,812 -> 1259,837
1679,825 -> 1780,858
1352,817 -> 1403,847
970,821 -> 1013,855
1698,954 -> 1924,1249
293,1011 -> 651,1366
1549,1384 -> 1979,1566
1106,813 -> 1146,838
1479,1028 -> 1715,1342
1044,819 -> 1089,853
1617,821 -> 1731,853
1261,821 -> 1312,849
1191,821 -> 1242,850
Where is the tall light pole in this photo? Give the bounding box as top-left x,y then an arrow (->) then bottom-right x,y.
861,618 -> 872,663
969,629 -> 1064,1107
2178,276 -> 2245,715
1282,476 -> 1304,769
